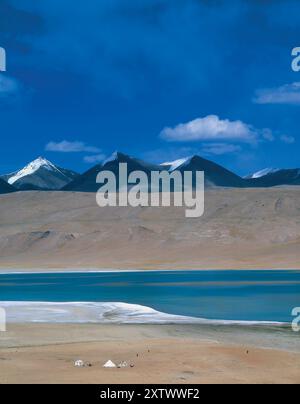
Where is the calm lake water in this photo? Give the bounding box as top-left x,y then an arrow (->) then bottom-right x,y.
0,270 -> 299,323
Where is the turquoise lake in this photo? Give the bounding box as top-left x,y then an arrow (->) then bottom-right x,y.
0,270 -> 299,323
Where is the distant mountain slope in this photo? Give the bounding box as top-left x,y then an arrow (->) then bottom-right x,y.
64,152 -> 245,192
246,168 -> 280,179
245,168 -> 300,187
63,152 -> 161,192
0,178 -> 15,194
57,152 -> 300,192
162,156 -> 245,188
1,157 -> 79,190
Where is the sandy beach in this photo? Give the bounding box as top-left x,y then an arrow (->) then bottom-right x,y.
0,323 -> 299,384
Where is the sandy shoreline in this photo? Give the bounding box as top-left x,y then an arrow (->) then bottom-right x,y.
0,323 -> 299,384
0,268 -> 300,274
0,301 -> 286,327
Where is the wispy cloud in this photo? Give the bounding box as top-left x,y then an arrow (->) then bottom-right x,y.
83,154 -> 106,164
45,140 -> 101,153
280,135 -> 295,144
261,128 -> 275,142
254,82 -> 300,105
160,115 -> 259,144
201,143 -> 242,156
142,142 -> 241,165
142,147 -> 196,165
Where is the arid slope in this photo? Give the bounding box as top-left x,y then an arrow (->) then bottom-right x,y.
0,188 -> 299,269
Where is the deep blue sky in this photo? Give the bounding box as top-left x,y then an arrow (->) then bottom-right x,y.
0,0 -> 300,176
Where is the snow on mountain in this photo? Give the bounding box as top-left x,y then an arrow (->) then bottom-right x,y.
5,153 -> 298,193
161,157 -> 192,172
161,156 -> 245,187
1,157 -> 79,190
102,151 -> 120,166
174,155 -> 245,188
245,168 -> 300,187
7,157 -> 61,185
246,168 -> 280,179
64,152 -> 246,192
63,152 -> 160,192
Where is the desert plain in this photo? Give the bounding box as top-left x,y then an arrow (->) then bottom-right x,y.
0,187 -> 299,270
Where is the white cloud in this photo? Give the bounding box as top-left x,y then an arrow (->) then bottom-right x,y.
160,115 -> 258,143
83,154 -> 106,164
280,135 -> 295,144
254,82 -> 300,105
201,143 -> 242,156
45,140 -> 101,153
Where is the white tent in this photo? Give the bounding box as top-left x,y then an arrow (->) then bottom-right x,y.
103,360 -> 117,368
74,360 -> 85,367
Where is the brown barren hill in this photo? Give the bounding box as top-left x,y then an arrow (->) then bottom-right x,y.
0,188 -> 299,270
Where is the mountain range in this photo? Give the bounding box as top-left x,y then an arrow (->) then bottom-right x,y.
246,168 -> 300,187
0,153 -> 299,194
63,152 -> 247,192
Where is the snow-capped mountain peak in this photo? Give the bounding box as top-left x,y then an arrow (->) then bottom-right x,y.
31,156 -> 56,170
1,157 -> 79,190
7,157 -> 59,185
